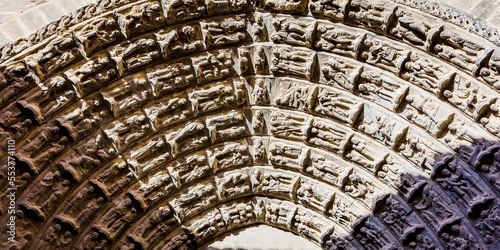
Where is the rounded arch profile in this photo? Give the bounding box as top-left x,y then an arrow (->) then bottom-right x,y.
0,0 -> 499,249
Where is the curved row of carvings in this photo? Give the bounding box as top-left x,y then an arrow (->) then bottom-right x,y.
0,0 -> 499,249
391,0 -> 500,45
1,43 -> 499,248
1,11 -> 500,149
2,56 -> 498,209
2,8 -> 500,100
2,110 -> 496,250
13,154 -> 499,250
1,0 -> 499,65
3,78 -> 495,218
1,0 -> 500,92
1,41 -> 498,163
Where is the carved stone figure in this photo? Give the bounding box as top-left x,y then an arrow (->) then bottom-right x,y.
443,75 -> 496,121
358,105 -> 407,148
269,111 -> 309,140
357,70 -> 408,110
434,27 -> 491,74
168,120 -> 209,154
219,201 -> 255,229
359,36 -> 410,75
0,62 -> 36,107
210,141 -> 251,172
474,202 -> 500,245
252,169 -> 300,199
271,47 -> 316,80
164,0 -> 206,24
265,0 -> 308,14
254,46 -> 267,74
65,53 -> 118,97
206,110 -> 248,142
310,0 -> 348,21
314,88 -> 362,124
143,92 -> 193,129
116,2 -> 165,38
125,136 -> 171,175
192,50 -> 234,83
307,119 -> 352,154
146,61 -> 196,96
253,138 -> 268,164
402,53 -> 455,95
323,233 -> 356,250
376,156 -> 404,189
187,209 -> 226,243
480,50 -> 500,89
264,199 -> 298,228
75,197 -> 105,226
390,9 -> 432,46
158,25 -> 204,59
239,47 -> 252,75
292,207 -> 332,243
328,197 -> 358,228
131,207 -> 177,247
296,178 -> 334,212
109,37 -> 160,73
216,171 -> 251,199
75,16 -> 123,54
170,182 -> 218,219
56,97 -> 110,140
410,183 -> 457,230
306,153 -> 350,186
156,230 -> 195,250
252,109 -> 266,135
272,17 -> 317,47
17,75 -> 74,122
434,158 -> 493,208
320,56 -> 361,91
348,0 -> 396,33
251,78 -> 270,105
207,0 -> 250,15
346,136 -> 388,173
102,112 -> 152,152
100,73 -> 152,117
403,91 -> 454,136
202,15 -> 248,48
269,140 -> 309,171
169,152 -> 210,187
274,79 -> 317,111
30,34 -> 82,77
343,172 -> 376,203
399,129 -> 442,174
355,218 -> 399,250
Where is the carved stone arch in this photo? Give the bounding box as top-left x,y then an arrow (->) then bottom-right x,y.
0,0 -> 499,249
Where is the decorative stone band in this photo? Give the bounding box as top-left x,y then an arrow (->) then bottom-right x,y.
1,0 -> 499,63
0,0 -> 499,249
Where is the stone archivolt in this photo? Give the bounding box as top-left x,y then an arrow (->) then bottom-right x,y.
0,0 -> 499,249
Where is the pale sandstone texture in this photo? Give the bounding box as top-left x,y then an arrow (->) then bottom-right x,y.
0,0 -> 499,250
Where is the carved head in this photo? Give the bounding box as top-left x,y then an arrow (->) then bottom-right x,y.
443,90 -> 453,98
50,127 -> 60,134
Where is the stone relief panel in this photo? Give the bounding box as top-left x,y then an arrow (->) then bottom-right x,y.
74,15 -> 124,55
64,52 -> 119,98
1,0 -> 500,249
145,59 -> 196,96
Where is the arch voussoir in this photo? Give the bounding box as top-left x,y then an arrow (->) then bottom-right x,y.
0,0 -> 499,249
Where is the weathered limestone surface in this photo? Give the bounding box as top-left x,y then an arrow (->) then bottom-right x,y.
0,0 -> 499,249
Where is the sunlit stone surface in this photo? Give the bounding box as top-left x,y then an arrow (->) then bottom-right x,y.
0,0 -> 499,249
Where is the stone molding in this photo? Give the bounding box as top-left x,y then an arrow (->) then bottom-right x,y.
0,0 -> 499,249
